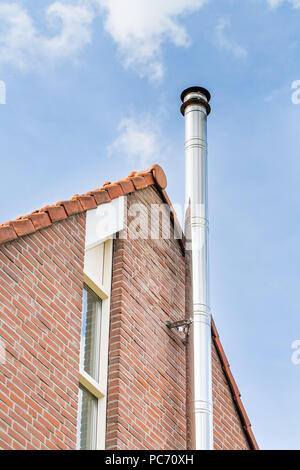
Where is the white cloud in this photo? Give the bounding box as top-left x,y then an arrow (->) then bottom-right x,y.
4,0 -> 300,78
94,0 -> 208,80
0,3 -> 36,69
0,0 -> 209,78
0,2 -> 94,70
214,18 -> 247,60
267,0 -> 284,7
267,0 -> 300,8
43,2 -> 95,60
108,115 -> 170,168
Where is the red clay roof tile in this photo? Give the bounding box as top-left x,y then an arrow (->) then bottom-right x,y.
89,189 -> 111,205
10,218 -> 35,237
0,224 -> 18,244
140,172 -> 155,187
152,164 -> 167,190
42,205 -> 68,223
29,212 -> 52,231
72,195 -> 97,211
116,178 -> 135,195
101,182 -> 123,200
129,174 -> 146,190
57,199 -> 83,216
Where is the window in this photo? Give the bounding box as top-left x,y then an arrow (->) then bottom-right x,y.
77,239 -> 113,450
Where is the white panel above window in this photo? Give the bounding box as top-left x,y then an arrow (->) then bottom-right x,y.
84,243 -> 105,287
85,196 -> 125,249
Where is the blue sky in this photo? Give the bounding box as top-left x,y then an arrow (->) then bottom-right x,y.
1,0 -> 300,450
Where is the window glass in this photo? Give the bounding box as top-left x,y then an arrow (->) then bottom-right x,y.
80,286 -> 102,381
76,385 -> 98,450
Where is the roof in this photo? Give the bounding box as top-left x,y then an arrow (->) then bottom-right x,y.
211,318 -> 259,450
0,164 -> 182,246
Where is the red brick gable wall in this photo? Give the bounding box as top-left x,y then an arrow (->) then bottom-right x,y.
0,214 -> 86,450
0,184 -> 254,450
212,342 -> 250,450
106,186 -> 187,450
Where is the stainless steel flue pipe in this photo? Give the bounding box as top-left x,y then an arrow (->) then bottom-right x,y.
181,87 -> 213,450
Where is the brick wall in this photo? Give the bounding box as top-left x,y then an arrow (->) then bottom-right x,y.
106,186 -> 187,450
212,342 -> 250,450
0,214 -> 86,450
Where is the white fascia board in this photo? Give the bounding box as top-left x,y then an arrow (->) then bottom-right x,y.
85,196 -> 125,249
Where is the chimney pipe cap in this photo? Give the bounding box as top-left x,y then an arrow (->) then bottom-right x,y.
180,86 -> 211,103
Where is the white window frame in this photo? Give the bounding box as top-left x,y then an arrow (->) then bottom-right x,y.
78,237 -> 113,450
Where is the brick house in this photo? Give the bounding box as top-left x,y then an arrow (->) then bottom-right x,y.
0,163 -> 258,450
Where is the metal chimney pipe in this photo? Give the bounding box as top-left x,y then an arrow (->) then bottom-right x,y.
181,86 -> 213,450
